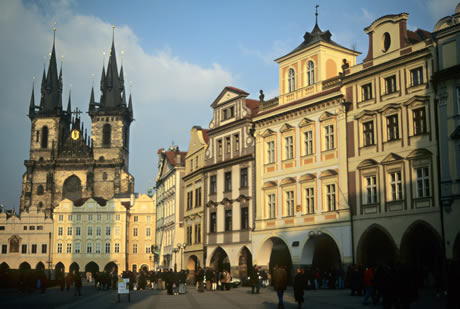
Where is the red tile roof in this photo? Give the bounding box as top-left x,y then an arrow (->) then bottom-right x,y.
246,99 -> 260,117
165,150 -> 187,166
225,86 -> 249,95
202,129 -> 210,144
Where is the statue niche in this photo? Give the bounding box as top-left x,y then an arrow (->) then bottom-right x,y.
62,175 -> 82,202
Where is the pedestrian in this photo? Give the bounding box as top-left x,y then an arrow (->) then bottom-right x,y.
73,270 -> 82,296
273,265 -> 288,309
65,272 -> 73,291
294,268 -> 305,309
179,270 -> 187,294
249,264 -> 260,294
206,268 -> 213,291
212,270 -> 217,291
196,267 -> 204,292
362,266 -> 374,305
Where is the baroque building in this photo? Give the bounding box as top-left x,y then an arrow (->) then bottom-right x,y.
20,35 -> 134,216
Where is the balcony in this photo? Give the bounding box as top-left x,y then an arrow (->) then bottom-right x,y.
279,76 -> 343,105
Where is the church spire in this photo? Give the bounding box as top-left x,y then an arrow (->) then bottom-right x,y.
89,86 -> 96,112
128,93 -> 133,119
66,90 -> 72,115
28,81 -> 35,120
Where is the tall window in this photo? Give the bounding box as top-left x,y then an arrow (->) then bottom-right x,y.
74,243 -> 80,254
67,227 -> 72,236
413,108 -> 426,135
363,121 -> 374,146
115,243 -> 120,253
187,226 -> 192,244
37,185 -> 44,195
288,68 -> 295,92
133,228 -> 138,237
384,75 -> 397,94
267,141 -> 275,163
41,126 -> 48,148
194,224 -> 201,244
224,172 -> 232,192
225,209 -> 232,231
87,242 -> 92,253
365,176 -> 377,204
210,175 -> 217,194
304,131 -> 313,155
362,83 -> 372,101
76,226 -> 81,236
286,191 -> 295,216
234,134 -> 240,151
241,207 -> 249,229
285,136 -> 293,159
240,168 -> 248,188
102,123 -> 111,146
390,171 -> 402,201
387,114 -> 399,141
1,245 -> 6,254
41,244 -> 47,254
195,187 -> 202,207
416,167 -> 430,198
115,226 -> 120,236
210,212 -> 217,233
105,243 -> 110,254
307,61 -> 315,85
58,227 -> 63,236
305,188 -> 314,214
218,140 -> 222,156
95,243 -> 101,253
226,136 -> 231,154
57,243 -> 62,253
96,227 -> 101,236
132,244 -> 137,254
66,243 -> 72,253
187,191 -> 193,210
410,67 -> 423,86
268,194 -> 276,219
146,227 -> 151,237
22,244 -> 27,254
326,184 -> 336,211
325,125 -> 335,150
105,227 -> 111,236
31,244 -> 37,254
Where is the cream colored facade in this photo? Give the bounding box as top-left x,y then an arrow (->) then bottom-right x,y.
183,127 -> 208,271
253,21 -> 358,272
0,206 -> 53,270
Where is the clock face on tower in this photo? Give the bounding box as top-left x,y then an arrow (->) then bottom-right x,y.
71,129 -> 80,140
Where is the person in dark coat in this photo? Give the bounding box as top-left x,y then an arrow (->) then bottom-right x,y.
273,265 -> 288,309
249,265 -> 258,294
294,268 -> 305,309
196,267 -> 205,292
73,271 -> 82,296
205,268 -> 213,291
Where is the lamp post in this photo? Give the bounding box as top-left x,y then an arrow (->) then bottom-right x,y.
172,248 -> 179,272
177,243 -> 187,271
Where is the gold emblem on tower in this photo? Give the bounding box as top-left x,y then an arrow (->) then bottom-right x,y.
71,129 -> 80,140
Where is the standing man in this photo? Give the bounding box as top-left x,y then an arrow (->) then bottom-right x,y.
273,265 -> 288,309
294,268 -> 305,309
73,270 -> 82,296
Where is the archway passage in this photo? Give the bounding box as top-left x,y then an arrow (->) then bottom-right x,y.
268,238 -> 292,281
55,262 -> 65,273
104,262 -> 118,274
187,255 -> 198,272
69,262 -> 80,274
0,262 -> 9,271
400,222 -> 443,288
85,261 -> 99,274
239,246 -> 253,280
19,262 -> 31,271
358,226 -> 396,267
210,247 -> 230,272
36,262 -> 45,270
140,264 -> 149,272
310,234 -> 342,273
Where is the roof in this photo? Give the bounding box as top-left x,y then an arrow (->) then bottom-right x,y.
202,129 -> 210,144
245,99 -> 260,117
225,86 -> 249,95
406,29 -> 432,43
165,150 -> 187,166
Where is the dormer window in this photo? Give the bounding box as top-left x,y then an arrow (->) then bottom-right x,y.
382,32 -> 391,52
288,68 -> 295,92
222,105 -> 235,120
307,61 -> 315,85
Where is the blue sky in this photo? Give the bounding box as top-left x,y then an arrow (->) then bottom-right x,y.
0,0 -> 457,211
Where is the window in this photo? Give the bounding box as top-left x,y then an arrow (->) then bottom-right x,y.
362,83 -> 373,101
66,243 -> 72,253
364,176 -> 377,204
268,194 -> 276,219
105,227 -> 111,236
106,214 -> 112,221
146,227 -> 151,237
0,226 -> 4,231
76,214 -> 81,221
68,215 -> 73,221
97,214 -> 101,221
41,126 -> 48,148
363,121 -> 374,146
224,172 -> 232,192
2,245 -> 7,254
102,123 -> 111,146
146,216 -> 151,223
75,226 -> 81,236
96,227 -> 101,236
195,224 -> 201,244
116,214 -> 120,221
288,68 -> 295,92
210,212 -> 217,233
326,184 -> 336,211
187,226 -> 192,245
223,109 -> 228,120
31,244 -> 37,254
22,244 -> 27,254
241,207 -> 249,230
305,188 -> 315,214
24,226 -> 27,231
410,67 -> 423,86
57,243 -> 62,253
416,167 -> 430,198
88,214 -> 93,221
284,136 -> 293,159
218,140 -> 222,156
210,176 -> 217,194
325,125 -> 335,150
267,141 -> 275,163
75,243 -> 80,254
58,227 -> 63,236
304,131 -> 313,155
413,108 -> 426,135
134,216 -> 138,222
187,191 -> 193,210
384,75 -> 397,94
115,226 -> 120,236
196,156 -> 199,169
226,136 -> 231,153
195,187 -> 202,207
240,168 -> 248,188
390,171 -> 403,201
307,61 -> 315,85
132,244 -> 137,254
230,106 -> 235,118
87,242 -> 92,253
286,191 -> 295,216
115,243 -> 120,253
67,227 -> 72,236
234,134 -> 239,151
225,210 -> 232,231
29,226 -> 35,231
133,228 -> 138,237
95,243 -> 101,253
58,215 -> 63,221
190,159 -> 193,171
105,243 -> 110,254
387,114 -> 399,141
145,245 -> 151,254
37,185 -> 44,195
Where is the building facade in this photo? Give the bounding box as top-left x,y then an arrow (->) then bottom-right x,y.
204,87 -> 258,279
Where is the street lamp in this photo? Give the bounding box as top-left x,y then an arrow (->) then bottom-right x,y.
172,248 -> 179,272
177,243 -> 187,271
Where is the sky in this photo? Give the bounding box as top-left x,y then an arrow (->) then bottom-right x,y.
0,0 -> 457,212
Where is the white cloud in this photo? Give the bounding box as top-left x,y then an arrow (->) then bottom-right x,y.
239,40 -> 290,65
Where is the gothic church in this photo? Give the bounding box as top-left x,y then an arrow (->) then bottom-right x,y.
20,34 -> 134,216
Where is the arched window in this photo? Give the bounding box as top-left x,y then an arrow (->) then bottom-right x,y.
63,175 -> 82,201
288,68 -> 295,92
41,126 -> 48,149
37,185 -> 44,195
307,61 -> 315,86
102,124 -> 111,147
123,126 -> 129,149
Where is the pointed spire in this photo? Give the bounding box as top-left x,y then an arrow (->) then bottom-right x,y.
67,90 -> 72,114
29,80 -> 35,120
122,89 -> 127,107
315,4 -> 319,26
89,86 -> 96,112
128,93 -> 133,118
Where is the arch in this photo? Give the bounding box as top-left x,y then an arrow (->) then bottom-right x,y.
357,224 -> 397,267
300,232 -> 342,272
85,261 -> 99,274
36,261 -> 45,270
102,123 -> 111,147
400,220 -> 443,288
288,68 -> 295,92
104,261 -> 118,274
187,255 -> 198,272
140,264 -> 149,272
453,233 -> 460,261
37,185 -> 44,195
307,61 -> 315,85
256,236 -> 292,278
41,126 -> 48,149
55,262 -> 65,273
19,262 -> 31,271
209,247 -> 230,272
69,262 -> 80,274
62,175 -> 82,201
238,246 -> 253,280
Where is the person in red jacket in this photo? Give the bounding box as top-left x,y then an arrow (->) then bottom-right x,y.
363,267 -> 374,305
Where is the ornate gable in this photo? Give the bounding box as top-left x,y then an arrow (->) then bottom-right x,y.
319,111 -> 335,121
298,118 -> 314,127
381,152 -> 403,164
